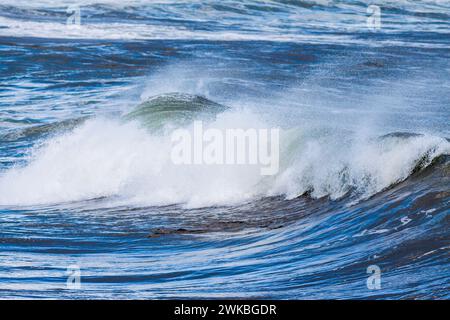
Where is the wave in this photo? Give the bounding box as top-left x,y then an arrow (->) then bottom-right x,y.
0,0 -> 449,46
0,93 -> 448,208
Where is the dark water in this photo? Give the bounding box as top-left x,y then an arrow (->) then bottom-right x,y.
0,0 -> 449,299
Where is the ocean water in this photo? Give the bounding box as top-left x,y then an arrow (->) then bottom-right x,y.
0,0 -> 449,299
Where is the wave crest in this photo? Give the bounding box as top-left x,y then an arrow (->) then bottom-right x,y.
0,94 -> 448,207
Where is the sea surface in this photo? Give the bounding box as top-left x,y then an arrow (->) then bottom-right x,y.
0,0 -> 449,299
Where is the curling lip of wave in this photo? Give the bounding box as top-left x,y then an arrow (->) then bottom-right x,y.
0,93 -> 226,141
0,93 -> 449,207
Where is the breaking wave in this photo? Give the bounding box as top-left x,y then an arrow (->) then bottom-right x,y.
0,93 -> 448,208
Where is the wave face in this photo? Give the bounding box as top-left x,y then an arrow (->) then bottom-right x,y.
0,1 -> 449,299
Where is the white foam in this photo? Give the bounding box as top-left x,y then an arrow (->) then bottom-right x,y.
269,132 -> 449,200
0,110 -> 448,208
0,112 -> 270,207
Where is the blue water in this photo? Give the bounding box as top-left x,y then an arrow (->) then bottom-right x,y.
0,1 -> 449,299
